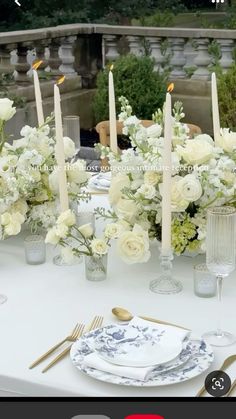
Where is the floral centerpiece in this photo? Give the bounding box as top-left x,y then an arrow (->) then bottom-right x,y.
96,97 -> 236,261
0,98 -> 90,239
45,209 -> 109,280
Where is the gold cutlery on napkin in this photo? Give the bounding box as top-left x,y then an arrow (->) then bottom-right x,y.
29,323 -> 84,370
42,315 -> 104,373
112,307 -> 190,331
196,354 -> 236,397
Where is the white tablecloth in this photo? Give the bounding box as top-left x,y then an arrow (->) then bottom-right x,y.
0,195 -> 236,397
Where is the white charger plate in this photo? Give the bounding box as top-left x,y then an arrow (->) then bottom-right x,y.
70,327 -> 214,387
94,324 -> 183,367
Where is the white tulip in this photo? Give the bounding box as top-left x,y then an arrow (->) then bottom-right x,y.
0,98 -> 16,121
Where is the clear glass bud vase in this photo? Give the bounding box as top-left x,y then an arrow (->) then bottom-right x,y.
85,254 -> 108,281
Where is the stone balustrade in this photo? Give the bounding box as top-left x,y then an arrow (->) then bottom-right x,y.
0,23 -> 236,85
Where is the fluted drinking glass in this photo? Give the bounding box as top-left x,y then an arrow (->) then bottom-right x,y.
63,115 -> 80,152
203,206 -> 236,346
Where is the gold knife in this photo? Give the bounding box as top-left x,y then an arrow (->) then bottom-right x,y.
196,354 -> 236,397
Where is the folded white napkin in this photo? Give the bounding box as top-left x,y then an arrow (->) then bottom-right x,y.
82,316 -> 190,382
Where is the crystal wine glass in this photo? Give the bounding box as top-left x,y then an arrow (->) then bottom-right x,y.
203,206 -> 236,346
63,115 -> 80,152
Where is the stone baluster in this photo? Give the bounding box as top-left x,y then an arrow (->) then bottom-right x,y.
103,35 -> 119,64
35,40 -> 49,74
0,44 -> 16,79
146,37 -> 164,72
14,42 -> 32,84
127,35 -> 143,56
184,40 -> 197,68
170,38 -> 186,78
59,36 -> 77,77
191,38 -> 211,80
48,38 -> 62,77
218,39 -> 234,73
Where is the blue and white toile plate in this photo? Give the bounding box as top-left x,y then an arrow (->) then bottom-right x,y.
70,327 -> 214,387
89,172 -> 111,191
94,324 -> 183,367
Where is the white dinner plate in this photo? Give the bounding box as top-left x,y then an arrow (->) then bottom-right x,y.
89,173 -> 111,191
70,327 -> 214,387
94,324 -> 183,367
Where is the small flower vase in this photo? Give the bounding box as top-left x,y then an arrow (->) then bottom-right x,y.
85,254 -> 108,281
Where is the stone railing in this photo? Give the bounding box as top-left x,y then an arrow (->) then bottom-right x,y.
0,24 -> 236,86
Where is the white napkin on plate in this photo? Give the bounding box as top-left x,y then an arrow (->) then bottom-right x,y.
82,316 -> 190,382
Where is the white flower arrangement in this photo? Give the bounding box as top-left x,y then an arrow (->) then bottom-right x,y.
96,97 -> 236,258
0,100 -> 90,239
45,209 -> 109,263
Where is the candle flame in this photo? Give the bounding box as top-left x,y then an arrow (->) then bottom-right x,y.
167,83 -> 174,93
110,64 -> 114,71
32,60 -> 43,71
56,75 -> 66,85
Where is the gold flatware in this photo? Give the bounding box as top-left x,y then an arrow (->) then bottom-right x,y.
225,379 -> 236,397
196,354 -> 236,397
29,323 -> 83,369
112,307 -> 190,331
42,316 -> 103,373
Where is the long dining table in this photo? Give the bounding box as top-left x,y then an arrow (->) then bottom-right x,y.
0,194 -> 235,397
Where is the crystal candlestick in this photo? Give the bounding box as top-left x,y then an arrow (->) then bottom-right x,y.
150,250 -> 182,294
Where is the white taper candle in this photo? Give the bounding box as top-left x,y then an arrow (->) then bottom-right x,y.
161,92 -> 172,255
211,72 -> 221,144
108,68 -> 118,153
33,69 -> 44,126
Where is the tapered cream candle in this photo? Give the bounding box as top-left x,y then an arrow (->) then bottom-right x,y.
161,92 -> 172,255
108,66 -> 118,153
54,76 -> 69,212
32,60 -> 44,126
211,72 -> 221,144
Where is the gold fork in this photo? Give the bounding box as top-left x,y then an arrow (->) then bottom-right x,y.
29,323 -> 84,369
196,354 -> 236,397
42,315 -> 103,373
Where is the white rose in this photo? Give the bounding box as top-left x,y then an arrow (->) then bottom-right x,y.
0,98 -> 16,121
159,176 -> 189,212
55,223 -> 69,239
115,198 -> 138,222
60,247 -> 76,264
57,209 -> 76,227
12,212 -> 25,225
218,129 -> 236,152
144,171 -> 160,186
91,238 -> 108,255
137,184 -> 156,200
78,223 -> 93,238
117,224 -> 150,264
63,136 -> 76,159
45,227 -> 61,245
1,212 -> 11,226
109,173 -> 130,206
104,223 -> 124,239
67,160 -> 89,184
177,174 -> 202,202
11,199 -> 28,216
4,221 -> 21,236
146,124 -> 162,139
176,135 -> 214,165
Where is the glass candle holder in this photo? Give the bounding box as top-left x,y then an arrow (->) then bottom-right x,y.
63,115 -> 80,151
77,211 -> 95,234
24,235 -> 46,265
194,263 -> 217,298
85,254 -> 108,281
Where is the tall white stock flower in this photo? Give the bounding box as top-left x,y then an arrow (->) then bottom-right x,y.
0,98 -> 16,121
117,224 -> 150,264
146,123 -> 162,139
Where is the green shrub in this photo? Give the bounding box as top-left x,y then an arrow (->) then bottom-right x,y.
217,65 -> 236,130
93,54 -> 168,123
